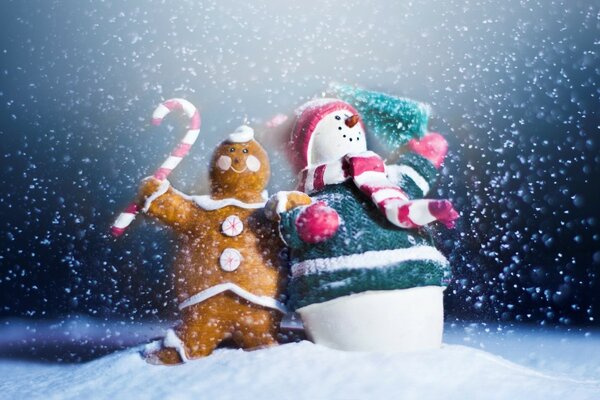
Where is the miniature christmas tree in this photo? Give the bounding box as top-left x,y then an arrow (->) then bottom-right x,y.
329,83 -> 431,149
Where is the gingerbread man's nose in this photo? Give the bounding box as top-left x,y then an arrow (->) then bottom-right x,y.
345,115 -> 360,128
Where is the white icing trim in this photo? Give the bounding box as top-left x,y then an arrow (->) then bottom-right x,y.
163,328 -> 190,363
171,188 -> 266,210
179,282 -> 287,313
142,179 -> 171,213
227,125 -> 254,143
143,339 -> 162,355
391,165 -> 431,195
189,195 -> 266,210
290,245 -> 448,278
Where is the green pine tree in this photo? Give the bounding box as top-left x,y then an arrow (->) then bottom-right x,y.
330,83 -> 430,149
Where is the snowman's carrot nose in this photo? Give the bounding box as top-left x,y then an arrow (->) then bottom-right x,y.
345,115 -> 360,128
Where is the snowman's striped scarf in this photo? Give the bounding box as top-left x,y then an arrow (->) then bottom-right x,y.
297,151 -> 449,229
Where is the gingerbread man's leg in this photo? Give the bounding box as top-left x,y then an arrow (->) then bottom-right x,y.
232,307 -> 281,350
146,299 -> 234,365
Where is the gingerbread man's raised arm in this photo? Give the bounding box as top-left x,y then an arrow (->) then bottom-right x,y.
137,177 -> 203,234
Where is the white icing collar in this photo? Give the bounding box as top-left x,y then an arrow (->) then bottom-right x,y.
143,179 -> 267,212
178,191 -> 267,210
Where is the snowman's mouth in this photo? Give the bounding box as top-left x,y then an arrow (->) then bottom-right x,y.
230,166 -> 247,173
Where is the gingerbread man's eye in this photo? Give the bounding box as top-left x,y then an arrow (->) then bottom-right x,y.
242,148 -> 249,153
229,147 -> 235,152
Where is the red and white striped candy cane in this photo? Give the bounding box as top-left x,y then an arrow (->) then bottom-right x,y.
111,98 -> 201,237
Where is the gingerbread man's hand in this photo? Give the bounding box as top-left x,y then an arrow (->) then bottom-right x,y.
265,191 -> 312,221
136,177 -> 171,212
138,176 -> 161,197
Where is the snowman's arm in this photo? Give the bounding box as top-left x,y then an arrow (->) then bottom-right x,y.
138,178 -> 201,233
278,207 -> 305,249
386,152 -> 438,200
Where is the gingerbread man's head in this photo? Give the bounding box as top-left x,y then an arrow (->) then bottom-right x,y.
209,126 -> 270,201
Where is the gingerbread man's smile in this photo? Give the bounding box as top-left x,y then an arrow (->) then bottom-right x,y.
217,154 -> 261,173
230,165 -> 247,173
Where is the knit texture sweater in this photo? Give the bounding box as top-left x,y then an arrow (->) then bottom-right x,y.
280,153 -> 451,310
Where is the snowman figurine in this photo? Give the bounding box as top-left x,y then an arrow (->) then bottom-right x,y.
267,98 -> 458,352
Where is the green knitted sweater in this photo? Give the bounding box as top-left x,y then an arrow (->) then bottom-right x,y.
280,153 -> 451,310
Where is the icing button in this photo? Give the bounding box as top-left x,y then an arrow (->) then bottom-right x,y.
221,215 -> 244,237
219,248 -> 242,272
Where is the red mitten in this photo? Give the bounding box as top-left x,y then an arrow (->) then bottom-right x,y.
295,201 -> 340,243
407,132 -> 448,169
428,200 -> 459,229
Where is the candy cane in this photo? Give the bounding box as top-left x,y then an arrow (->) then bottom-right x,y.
111,98 -> 201,237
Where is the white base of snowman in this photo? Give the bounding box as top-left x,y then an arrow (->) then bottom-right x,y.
297,286 -> 444,352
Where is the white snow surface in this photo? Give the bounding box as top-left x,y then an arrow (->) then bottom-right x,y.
1,321 -> 599,400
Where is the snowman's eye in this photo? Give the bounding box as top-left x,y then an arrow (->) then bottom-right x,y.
229,147 -> 235,152
335,115 -> 341,120
242,148 -> 249,153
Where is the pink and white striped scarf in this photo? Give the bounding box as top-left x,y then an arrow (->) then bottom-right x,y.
297,151 -> 457,229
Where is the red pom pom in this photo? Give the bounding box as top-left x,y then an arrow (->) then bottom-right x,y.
428,200 -> 459,229
407,132 -> 448,169
295,202 -> 340,243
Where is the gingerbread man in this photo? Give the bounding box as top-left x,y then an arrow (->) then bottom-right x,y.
138,126 -> 293,364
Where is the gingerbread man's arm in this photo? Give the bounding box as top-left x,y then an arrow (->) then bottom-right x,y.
138,178 -> 202,233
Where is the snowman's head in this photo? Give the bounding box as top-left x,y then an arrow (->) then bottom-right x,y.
307,110 -> 366,166
289,99 -> 367,171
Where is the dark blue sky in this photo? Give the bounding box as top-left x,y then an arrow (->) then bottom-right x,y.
1,0 -> 598,325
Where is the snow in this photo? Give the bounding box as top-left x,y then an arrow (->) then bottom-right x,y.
1,320 -> 599,400
445,322 -> 600,382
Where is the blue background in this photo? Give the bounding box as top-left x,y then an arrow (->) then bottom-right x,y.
1,0 -> 598,326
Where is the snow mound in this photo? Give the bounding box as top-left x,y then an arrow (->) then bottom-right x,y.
1,342 -> 599,400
